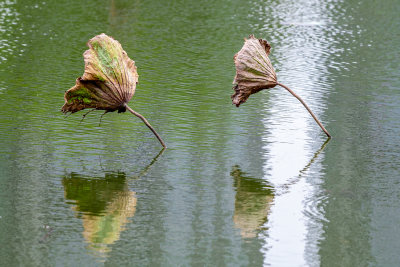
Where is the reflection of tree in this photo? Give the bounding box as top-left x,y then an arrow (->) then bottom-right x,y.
63,172 -> 137,255
231,166 -> 274,238
108,0 -> 137,30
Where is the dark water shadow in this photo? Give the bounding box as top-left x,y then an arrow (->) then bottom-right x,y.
63,171 -> 136,258
61,148 -> 165,260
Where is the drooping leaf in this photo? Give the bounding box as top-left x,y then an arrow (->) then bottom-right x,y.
232,35 -> 331,138
61,33 -> 138,114
232,35 -> 277,107
61,34 -> 166,147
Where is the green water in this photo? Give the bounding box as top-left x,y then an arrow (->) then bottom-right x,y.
0,0 -> 399,266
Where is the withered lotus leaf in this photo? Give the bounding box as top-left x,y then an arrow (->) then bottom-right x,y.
232,35 -> 277,107
62,33 -> 166,148
232,35 -> 331,138
62,33 -> 138,114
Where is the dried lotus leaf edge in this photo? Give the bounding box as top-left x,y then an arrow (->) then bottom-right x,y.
233,35 -> 331,138
63,33 -> 166,148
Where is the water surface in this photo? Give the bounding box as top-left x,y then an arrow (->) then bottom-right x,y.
0,0 -> 399,266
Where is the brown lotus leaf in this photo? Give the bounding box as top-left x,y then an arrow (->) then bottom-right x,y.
232,35 -> 277,107
232,35 -> 331,138
62,34 -> 166,147
61,33 -> 138,114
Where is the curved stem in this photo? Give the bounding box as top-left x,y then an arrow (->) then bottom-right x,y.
277,83 -> 331,138
125,104 -> 167,148
277,136 -> 331,196
133,147 -> 166,179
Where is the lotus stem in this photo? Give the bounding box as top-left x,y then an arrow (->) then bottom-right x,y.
134,147 -> 165,179
125,104 -> 167,148
276,83 -> 331,138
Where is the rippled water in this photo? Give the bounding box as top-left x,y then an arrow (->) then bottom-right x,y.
0,0 -> 399,266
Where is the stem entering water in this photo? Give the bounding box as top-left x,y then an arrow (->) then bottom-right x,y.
276,83 -> 331,138
125,104 -> 167,148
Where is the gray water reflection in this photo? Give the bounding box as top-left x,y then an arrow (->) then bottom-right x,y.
231,166 -> 274,238
247,0 -> 335,264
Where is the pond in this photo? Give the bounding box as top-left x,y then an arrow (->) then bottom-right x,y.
0,0 -> 399,266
